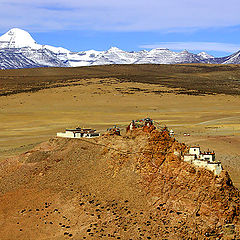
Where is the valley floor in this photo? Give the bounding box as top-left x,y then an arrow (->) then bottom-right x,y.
0,67 -> 240,239
0,76 -> 239,187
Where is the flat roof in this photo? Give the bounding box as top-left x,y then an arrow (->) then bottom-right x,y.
66,129 -> 97,133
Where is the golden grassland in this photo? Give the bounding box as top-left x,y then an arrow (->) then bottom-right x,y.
0,65 -> 240,187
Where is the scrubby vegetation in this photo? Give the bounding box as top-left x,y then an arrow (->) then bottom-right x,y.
1,64 -> 240,96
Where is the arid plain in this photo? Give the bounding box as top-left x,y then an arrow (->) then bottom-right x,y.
0,64 -> 240,188
0,64 -> 240,239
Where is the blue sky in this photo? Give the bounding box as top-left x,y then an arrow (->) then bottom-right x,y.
0,0 -> 240,57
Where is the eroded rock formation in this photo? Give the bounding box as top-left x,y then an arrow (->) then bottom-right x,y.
0,127 -> 239,239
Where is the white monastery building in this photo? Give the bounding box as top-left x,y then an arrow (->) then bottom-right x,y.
57,127 -> 100,139
184,146 -> 222,175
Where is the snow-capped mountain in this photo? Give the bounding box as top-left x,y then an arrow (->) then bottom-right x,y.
219,51 -> 240,64
134,49 -> 209,64
0,48 -> 67,69
0,28 -> 239,69
135,48 -> 176,64
0,28 -> 37,48
197,52 -> 214,60
0,28 -> 69,68
91,47 -> 140,65
58,50 -> 104,67
0,28 -> 70,54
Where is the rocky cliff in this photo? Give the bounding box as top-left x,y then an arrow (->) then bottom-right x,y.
0,127 -> 239,239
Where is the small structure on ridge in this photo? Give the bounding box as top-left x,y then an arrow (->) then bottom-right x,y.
169,129 -> 174,136
184,146 -> 222,175
57,127 -> 100,138
126,118 -> 156,133
105,126 -> 121,136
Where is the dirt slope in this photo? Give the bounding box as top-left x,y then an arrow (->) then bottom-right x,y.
0,128 -> 239,239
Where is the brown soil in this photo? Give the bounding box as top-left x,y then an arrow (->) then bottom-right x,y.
0,129 -> 239,239
0,65 -> 239,239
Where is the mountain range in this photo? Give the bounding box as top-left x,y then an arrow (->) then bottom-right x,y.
0,28 -> 240,69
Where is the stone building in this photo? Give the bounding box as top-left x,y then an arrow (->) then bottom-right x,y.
57,127 -> 100,138
184,146 -> 222,175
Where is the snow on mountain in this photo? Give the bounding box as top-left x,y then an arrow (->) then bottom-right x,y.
0,28 -> 240,69
208,51 -> 240,64
0,28 -> 70,54
197,52 -> 214,59
0,28 -> 37,49
0,49 -> 41,69
0,28 -> 69,69
43,45 -> 70,54
58,50 -> 104,67
174,50 -> 202,63
19,48 -> 69,67
221,51 -> 240,64
134,48 -> 176,64
90,47 -> 140,65
0,47 -> 68,69
135,49 -> 202,64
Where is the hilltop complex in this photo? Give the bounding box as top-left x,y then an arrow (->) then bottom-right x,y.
57,118 -> 223,176
1,117 -> 239,239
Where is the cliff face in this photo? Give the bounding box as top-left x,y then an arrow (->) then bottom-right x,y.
100,129 -> 240,238
0,128 -> 239,239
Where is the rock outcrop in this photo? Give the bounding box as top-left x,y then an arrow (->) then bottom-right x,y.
0,127 -> 239,239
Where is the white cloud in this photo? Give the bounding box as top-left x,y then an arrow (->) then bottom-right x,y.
140,42 -> 240,53
0,0 -> 239,32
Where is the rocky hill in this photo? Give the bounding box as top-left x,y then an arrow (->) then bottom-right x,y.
0,127 -> 239,239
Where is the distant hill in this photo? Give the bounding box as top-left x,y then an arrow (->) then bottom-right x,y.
0,28 -> 240,69
1,64 -> 240,96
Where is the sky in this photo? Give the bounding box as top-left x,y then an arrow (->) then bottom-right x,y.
0,0 -> 240,57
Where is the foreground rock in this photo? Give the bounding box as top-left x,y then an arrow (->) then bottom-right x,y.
0,128 -> 239,239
